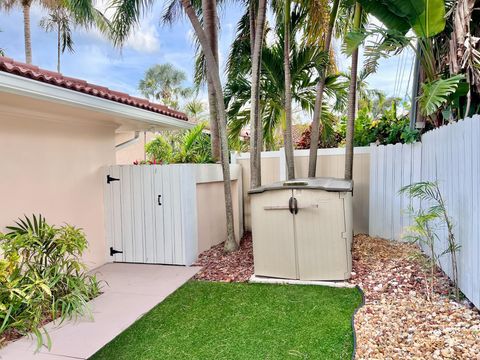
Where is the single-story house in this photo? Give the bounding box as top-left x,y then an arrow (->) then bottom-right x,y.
0,57 -> 242,269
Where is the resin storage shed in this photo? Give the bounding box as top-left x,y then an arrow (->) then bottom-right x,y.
249,178 -> 353,281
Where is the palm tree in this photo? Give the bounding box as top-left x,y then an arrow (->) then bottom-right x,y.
138,63 -> 194,110
1,0 -> 107,64
162,0 -> 222,161
283,0 -> 294,180
225,23 -> 347,151
307,0 -> 340,178
184,99 -> 208,123
249,0 -> 267,189
40,8 -> 74,73
344,2 -> 362,181
1,0 -> 39,63
109,0 -> 238,252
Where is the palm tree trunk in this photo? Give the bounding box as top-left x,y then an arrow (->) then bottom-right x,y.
181,0 -> 238,252
344,2 -> 362,181
57,23 -> 61,72
308,0 -> 340,178
283,0 -> 295,180
202,0 -> 221,162
22,3 -> 32,64
249,0 -> 267,189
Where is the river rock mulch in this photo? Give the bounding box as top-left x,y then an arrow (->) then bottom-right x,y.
351,234 -> 480,359
193,233 -> 480,359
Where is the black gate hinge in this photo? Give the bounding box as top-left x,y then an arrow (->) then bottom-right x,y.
110,247 -> 123,256
107,175 -> 120,184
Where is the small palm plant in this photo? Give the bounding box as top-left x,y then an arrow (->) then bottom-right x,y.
400,181 -> 460,301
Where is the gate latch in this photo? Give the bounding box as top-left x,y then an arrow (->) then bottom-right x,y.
110,247 -> 123,256
107,175 -> 120,184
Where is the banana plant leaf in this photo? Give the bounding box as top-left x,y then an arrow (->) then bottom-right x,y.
358,0 -> 446,38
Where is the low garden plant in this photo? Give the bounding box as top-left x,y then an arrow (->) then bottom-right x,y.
0,215 -> 100,350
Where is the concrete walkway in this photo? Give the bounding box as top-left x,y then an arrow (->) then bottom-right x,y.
0,263 -> 200,360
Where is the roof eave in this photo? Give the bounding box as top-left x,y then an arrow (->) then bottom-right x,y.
0,72 -> 193,131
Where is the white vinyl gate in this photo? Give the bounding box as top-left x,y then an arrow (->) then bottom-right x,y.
103,165 -> 198,266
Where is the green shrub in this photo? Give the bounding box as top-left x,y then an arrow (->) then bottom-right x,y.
337,102 -> 420,146
0,215 -> 101,350
144,122 -> 213,164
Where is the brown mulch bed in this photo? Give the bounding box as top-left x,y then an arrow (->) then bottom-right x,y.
195,232 -> 480,359
193,232 -> 254,282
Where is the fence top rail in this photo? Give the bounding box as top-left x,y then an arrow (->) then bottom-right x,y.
234,146 -> 371,160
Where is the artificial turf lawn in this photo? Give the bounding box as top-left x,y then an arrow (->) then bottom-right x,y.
90,281 -> 362,360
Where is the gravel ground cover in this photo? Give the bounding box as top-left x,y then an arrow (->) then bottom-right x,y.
195,232 -> 480,359
350,235 -> 480,360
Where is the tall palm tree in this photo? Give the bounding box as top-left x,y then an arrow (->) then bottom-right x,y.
40,7 -> 73,72
180,0 -> 237,252
109,0 -> 237,253
344,2 -> 362,181
283,0 -> 294,180
249,0 -> 267,189
162,0 -> 222,161
1,0 -> 39,63
307,0 -> 340,177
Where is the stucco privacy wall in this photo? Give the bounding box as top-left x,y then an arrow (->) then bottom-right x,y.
196,181 -> 241,253
0,112 -> 116,269
235,148 -> 370,234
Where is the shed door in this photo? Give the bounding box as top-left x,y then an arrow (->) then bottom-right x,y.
293,189 -> 349,280
251,189 -> 297,279
104,165 -> 197,265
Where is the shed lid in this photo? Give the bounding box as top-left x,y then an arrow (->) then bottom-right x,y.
249,177 -> 353,194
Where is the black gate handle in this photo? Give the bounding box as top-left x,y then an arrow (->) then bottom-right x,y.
289,196 -> 294,214
158,195 -> 162,206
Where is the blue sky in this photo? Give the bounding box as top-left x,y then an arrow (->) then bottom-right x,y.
0,3 -> 414,102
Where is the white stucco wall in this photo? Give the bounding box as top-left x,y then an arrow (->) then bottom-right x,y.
0,106 -> 116,269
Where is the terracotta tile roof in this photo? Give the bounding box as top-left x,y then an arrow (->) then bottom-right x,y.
0,56 -> 188,121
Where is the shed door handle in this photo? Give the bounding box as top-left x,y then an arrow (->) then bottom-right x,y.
158,195 -> 162,206
264,206 -> 291,210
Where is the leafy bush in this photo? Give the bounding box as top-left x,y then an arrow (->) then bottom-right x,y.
0,215 -> 100,349
337,103 -> 420,146
144,122 -> 213,164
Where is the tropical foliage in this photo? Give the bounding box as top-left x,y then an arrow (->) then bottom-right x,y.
225,2 -> 347,151
138,63 -> 194,110
0,215 -> 100,349
400,182 -> 461,301
145,123 -> 213,164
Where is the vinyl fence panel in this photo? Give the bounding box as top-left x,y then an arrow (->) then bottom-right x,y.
369,115 -> 480,308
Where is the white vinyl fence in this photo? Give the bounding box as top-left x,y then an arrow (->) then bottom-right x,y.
369,115 -> 480,308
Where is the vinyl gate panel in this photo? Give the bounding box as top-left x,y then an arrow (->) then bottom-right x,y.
104,165 -> 197,266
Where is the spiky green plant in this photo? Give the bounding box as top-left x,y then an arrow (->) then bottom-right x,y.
0,215 -> 101,350
145,122 -> 213,164
400,181 -> 460,301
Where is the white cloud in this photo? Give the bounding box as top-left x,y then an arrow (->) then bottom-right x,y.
125,23 -> 160,53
